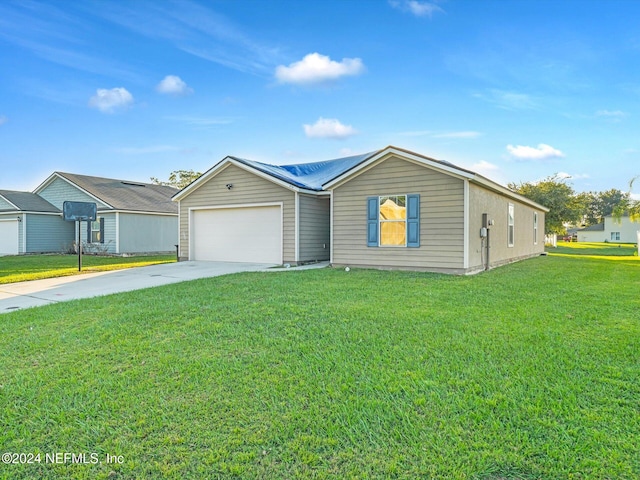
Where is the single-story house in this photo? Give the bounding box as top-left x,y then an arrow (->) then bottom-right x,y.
26,172 -> 179,255
0,190 -> 73,255
173,146 -> 548,274
577,215 -> 639,243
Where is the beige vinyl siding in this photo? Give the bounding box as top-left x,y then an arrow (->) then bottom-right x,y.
298,194 -> 330,262
468,183 -> 545,271
178,164 -> 295,262
332,155 -> 465,272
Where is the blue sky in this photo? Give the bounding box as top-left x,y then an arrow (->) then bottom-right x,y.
1,0 -> 639,196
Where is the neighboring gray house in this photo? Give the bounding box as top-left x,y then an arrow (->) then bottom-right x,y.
173,146 -> 548,274
577,215 -> 639,243
0,190 -> 73,255
32,172 -> 179,254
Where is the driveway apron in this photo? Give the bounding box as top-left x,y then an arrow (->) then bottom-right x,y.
0,261 -> 274,314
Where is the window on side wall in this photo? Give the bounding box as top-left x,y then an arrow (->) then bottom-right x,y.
367,194 -> 420,248
533,212 -> 538,245
89,217 -> 104,243
611,232 -> 620,241
508,203 -> 515,247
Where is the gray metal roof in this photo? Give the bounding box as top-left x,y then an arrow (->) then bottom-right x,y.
0,190 -> 60,213
55,172 -> 178,214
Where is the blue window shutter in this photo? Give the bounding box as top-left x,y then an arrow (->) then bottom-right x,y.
99,217 -> 105,244
86,220 -> 91,243
367,196 -> 379,247
407,194 -> 420,247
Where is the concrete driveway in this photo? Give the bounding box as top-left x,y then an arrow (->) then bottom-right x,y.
0,261 -> 276,314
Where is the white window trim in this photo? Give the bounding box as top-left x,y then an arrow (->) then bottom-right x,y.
533,212 -> 538,245
90,217 -> 101,243
508,203 -> 515,247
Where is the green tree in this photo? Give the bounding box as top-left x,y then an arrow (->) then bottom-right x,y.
508,175 -> 585,234
578,189 -> 629,225
150,169 -> 202,189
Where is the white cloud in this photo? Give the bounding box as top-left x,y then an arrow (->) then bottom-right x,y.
470,160 -> 501,179
88,87 -> 133,113
275,53 -> 365,85
156,75 -> 193,96
390,0 -> 444,17
303,118 -> 357,139
473,160 -> 499,172
0,115 -> 7,126
408,0 -> 444,17
506,143 -> 565,161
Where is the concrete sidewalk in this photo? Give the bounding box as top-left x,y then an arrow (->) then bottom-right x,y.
0,261 -> 329,314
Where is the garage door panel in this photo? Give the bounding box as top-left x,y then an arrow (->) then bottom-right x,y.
192,205 -> 282,263
0,220 -> 19,255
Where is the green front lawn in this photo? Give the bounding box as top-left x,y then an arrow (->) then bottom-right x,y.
0,254 -> 175,284
1,255 -> 638,479
550,241 -> 638,257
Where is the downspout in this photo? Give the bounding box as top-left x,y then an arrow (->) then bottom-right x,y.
329,190 -> 334,265
294,192 -> 299,265
486,226 -> 490,271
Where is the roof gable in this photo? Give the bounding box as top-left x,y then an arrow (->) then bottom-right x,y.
322,146 -> 476,189
0,190 -> 60,213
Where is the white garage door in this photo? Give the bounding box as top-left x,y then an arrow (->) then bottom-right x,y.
0,220 -> 19,255
192,205 -> 282,263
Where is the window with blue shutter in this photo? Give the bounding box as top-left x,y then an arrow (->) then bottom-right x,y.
367,194 -> 420,247
367,196 -> 379,247
407,194 -> 420,247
